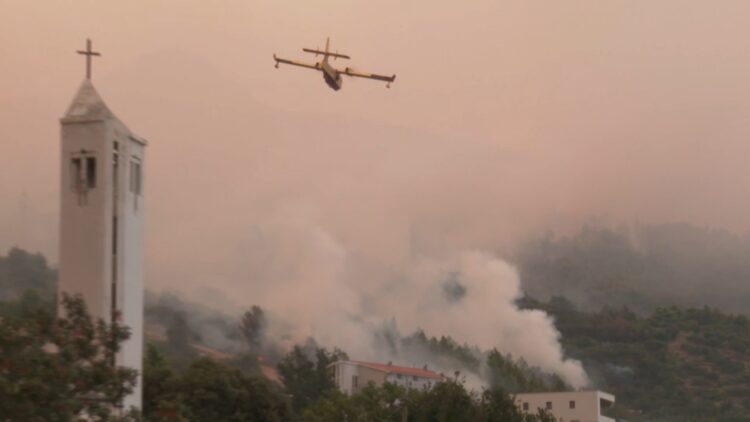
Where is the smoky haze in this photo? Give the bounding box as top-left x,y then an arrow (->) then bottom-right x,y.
1,0 -> 749,386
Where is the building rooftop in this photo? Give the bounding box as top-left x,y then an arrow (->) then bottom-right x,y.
334,360 -> 443,380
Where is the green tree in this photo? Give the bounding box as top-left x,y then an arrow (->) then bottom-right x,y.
162,311 -> 196,370
0,288 -> 55,320
0,293 -> 138,421
142,344 -> 188,421
408,376 -> 479,422
485,350 -> 562,393
301,379 -> 557,422
177,357 -> 290,421
302,382 -> 407,422
240,305 -> 266,351
277,345 -> 347,413
165,312 -> 190,352
478,387 -> 556,422
0,247 -> 57,302
300,389 -> 362,422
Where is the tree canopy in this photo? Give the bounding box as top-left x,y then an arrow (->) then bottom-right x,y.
0,294 -> 138,421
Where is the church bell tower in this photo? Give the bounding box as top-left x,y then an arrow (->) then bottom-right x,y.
58,40 -> 146,410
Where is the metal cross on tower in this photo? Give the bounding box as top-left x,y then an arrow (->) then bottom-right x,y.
76,38 -> 101,80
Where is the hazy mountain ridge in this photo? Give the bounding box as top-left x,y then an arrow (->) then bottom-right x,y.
517,223 -> 750,314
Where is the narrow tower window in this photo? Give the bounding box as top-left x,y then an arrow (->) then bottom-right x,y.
86,157 -> 97,188
71,158 -> 82,190
130,160 -> 142,195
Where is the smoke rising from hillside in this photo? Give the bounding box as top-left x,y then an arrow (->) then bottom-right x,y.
242,219 -> 587,387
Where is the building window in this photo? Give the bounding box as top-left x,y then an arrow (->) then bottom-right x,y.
546,401 -> 552,410
413,376 -> 418,381
523,403 -> 529,411
352,375 -> 358,388
71,158 -> 82,190
569,400 -> 575,409
71,156 -> 97,191
130,160 -> 142,195
86,157 -> 96,188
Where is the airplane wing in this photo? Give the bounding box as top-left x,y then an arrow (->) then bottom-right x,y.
340,66 -> 396,83
273,54 -> 320,71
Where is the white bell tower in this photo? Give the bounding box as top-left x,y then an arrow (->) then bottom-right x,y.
58,40 -> 146,410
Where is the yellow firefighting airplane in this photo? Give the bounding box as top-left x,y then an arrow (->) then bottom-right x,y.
273,38 -> 396,91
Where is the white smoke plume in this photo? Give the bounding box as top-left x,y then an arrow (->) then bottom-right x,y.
245,218 -> 588,388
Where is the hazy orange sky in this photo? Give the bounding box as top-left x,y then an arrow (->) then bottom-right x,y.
2,0 -> 749,298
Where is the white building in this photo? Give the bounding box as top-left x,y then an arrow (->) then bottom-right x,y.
329,360 -> 443,395
515,391 -> 615,422
58,78 -> 146,409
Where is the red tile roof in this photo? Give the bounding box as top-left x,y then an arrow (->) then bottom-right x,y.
347,360 -> 443,380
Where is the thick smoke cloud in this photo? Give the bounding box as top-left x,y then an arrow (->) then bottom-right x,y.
242,219 -> 587,387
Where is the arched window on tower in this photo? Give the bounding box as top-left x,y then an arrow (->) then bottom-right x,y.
70,152 -> 97,206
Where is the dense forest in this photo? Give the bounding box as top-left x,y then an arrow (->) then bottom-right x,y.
520,296 -> 750,421
2,222 -> 750,421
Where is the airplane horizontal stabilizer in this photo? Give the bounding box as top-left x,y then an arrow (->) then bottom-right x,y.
302,48 -> 351,60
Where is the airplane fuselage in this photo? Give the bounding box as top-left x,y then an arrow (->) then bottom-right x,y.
320,60 -> 342,91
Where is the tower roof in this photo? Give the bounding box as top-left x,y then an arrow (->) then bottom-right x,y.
60,79 -> 147,145
61,79 -> 115,123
